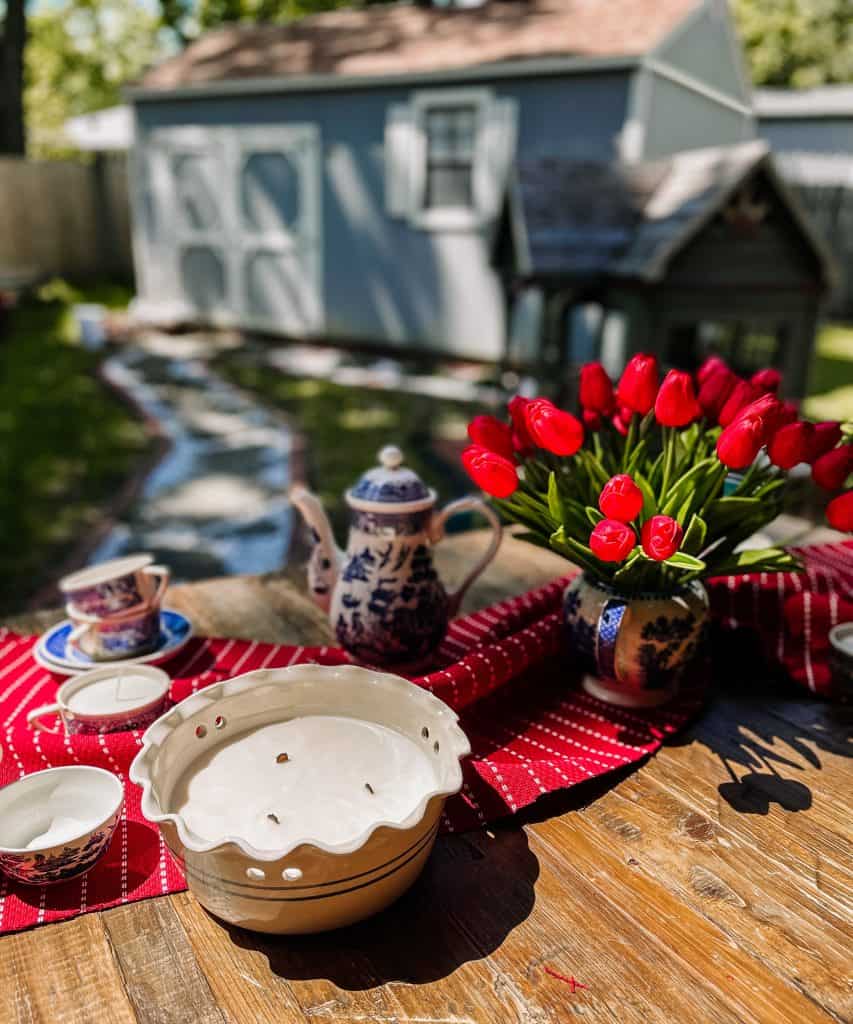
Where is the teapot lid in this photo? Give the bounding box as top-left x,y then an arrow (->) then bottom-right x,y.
347,446 -> 435,511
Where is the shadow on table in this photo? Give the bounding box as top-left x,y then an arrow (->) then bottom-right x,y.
667,625 -> 851,816
225,826 -> 538,988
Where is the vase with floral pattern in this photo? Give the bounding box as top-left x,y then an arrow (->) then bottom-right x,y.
563,574 -> 709,706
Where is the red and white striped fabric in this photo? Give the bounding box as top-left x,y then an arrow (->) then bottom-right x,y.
0,539 -> 848,935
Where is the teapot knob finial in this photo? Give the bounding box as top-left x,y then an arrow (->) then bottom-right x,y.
379,445 -> 403,471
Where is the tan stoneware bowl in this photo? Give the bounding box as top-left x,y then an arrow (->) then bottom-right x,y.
130,664 -> 470,934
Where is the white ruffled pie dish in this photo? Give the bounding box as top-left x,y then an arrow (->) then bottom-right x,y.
130,664 -> 470,933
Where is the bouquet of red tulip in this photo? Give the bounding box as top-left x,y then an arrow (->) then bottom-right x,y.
461,354 -> 852,595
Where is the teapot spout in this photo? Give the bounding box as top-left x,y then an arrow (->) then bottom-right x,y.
289,484 -> 342,613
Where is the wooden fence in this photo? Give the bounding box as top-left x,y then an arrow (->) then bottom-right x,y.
0,154 -> 132,284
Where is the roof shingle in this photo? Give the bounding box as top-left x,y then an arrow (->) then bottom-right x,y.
141,0 -> 698,91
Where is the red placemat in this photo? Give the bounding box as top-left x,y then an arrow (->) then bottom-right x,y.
0,539 -> 849,934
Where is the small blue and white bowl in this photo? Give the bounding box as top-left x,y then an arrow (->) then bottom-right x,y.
0,766 -> 123,885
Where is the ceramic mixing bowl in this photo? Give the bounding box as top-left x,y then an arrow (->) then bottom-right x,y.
0,766 -> 123,885
130,664 -> 470,934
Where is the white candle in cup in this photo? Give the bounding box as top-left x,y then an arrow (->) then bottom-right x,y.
171,716 -> 439,851
25,814 -> 105,849
66,671 -> 166,715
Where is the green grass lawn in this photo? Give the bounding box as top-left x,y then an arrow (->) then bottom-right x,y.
803,322 -> 853,423
0,283 -> 152,615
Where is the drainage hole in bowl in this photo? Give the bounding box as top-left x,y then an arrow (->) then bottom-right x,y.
214,715 -> 226,729
195,724 -> 207,739
246,867 -> 265,881
282,867 -> 303,882
421,726 -> 429,739
433,740 -> 440,754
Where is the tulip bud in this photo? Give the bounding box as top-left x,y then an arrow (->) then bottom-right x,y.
826,490 -> 853,533
579,362 -> 615,414
509,395 -> 536,449
524,399 -> 584,456
808,421 -> 843,462
750,368 -> 782,394
589,519 -> 636,563
655,369 -> 701,427
598,474 -> 644,523
611,411 -> 629,436
461,445 -> 519,498
777,401 -> 798,427
697,367 -> 736,422
697,355 -> 728,385
812,444 -> 853,491
768,421 -> 814,470
717,379 -> 759,427
716,417 -> 765,469
731,394 -> 783,444
616,353 -> 659,415
467,415 -> 515,461
641,515 -> 683,561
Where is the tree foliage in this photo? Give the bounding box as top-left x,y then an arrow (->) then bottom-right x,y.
733,0 -> 853,87
25,0 -> 163,158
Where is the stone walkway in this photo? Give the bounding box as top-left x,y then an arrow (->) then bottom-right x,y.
91,332 -> 294,581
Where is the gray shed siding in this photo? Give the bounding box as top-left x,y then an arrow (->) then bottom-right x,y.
133,72 -> 630,360
643,75 -> 753,159
759,117 -> 853,156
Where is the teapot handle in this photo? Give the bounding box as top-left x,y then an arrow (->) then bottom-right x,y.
429,496 -> 502,617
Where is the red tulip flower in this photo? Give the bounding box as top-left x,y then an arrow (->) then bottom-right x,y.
717,379 -> 759,427
697,366 -> 736,422
589,519 -> 636,563
731,394 -> 783,444
508,395 -> 535,454
461,445 -> 519,499
716,416 -> 765,469
598,474 -> 644,523
616,353 -> 659,415
826,491 -> 853,533
812,444 -> 853,491
611,410 -> 630,436
809,421 -> 843,462
655,369 -> 701,427
768,421 -> 813,470
524,399 -> 584,456
579,362 -> 615,414
467,415 -> 514,461
697,355 -> 728,385
641,515 -> 683,561
750,368 -> 782,394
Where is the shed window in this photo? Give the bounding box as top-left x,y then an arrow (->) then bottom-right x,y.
425,105 -> 476,209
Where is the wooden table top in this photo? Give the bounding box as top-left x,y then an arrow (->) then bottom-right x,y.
2,534 -> 851,1024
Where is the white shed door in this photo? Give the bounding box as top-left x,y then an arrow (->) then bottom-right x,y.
144,124 -> 322,335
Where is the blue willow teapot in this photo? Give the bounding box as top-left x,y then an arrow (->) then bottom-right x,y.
290,446 -> 502,667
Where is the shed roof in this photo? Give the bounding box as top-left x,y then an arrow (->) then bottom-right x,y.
755,86 -> 853,119
502,140 -> 837,288
140,0 -> 697,92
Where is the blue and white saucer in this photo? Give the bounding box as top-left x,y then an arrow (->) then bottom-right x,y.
34,609 -> 193,675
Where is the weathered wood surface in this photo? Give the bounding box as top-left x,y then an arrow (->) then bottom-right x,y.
2,533 -> 850,1024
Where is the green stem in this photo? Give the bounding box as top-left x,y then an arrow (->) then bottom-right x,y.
621,414 -> 638,472
660,427 -> 676,499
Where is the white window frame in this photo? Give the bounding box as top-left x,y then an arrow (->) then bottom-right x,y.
410,87 -> 493,232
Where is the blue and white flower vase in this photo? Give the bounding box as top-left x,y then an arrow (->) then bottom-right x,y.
563,574 -> 710,706
290,446 -> 503,668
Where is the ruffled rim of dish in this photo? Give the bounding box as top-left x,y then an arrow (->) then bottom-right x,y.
129,663 -> 471,862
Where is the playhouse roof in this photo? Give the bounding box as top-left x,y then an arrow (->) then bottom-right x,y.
139,0 -> 697,93
500,140 -> 837,288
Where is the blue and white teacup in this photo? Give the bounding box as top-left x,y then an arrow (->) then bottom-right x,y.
68,604 -> 162,662
60,554 -> 169,619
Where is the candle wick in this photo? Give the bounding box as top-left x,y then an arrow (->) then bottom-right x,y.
276,752 -> 289,764
267,813 -> 280,825
364,783 -> 374,795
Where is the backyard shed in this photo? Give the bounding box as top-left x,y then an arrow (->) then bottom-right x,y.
127,0 -> 754,361
492,140 -> 836,398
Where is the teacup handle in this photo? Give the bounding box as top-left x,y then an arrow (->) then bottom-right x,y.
141,565 -> 170,609
68,621 -> 92,651
429,496 -> 502,617
27,703 -> 63,733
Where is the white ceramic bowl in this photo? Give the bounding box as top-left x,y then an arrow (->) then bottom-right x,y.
130,664 -> 470,934
0,766 -> 124,885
